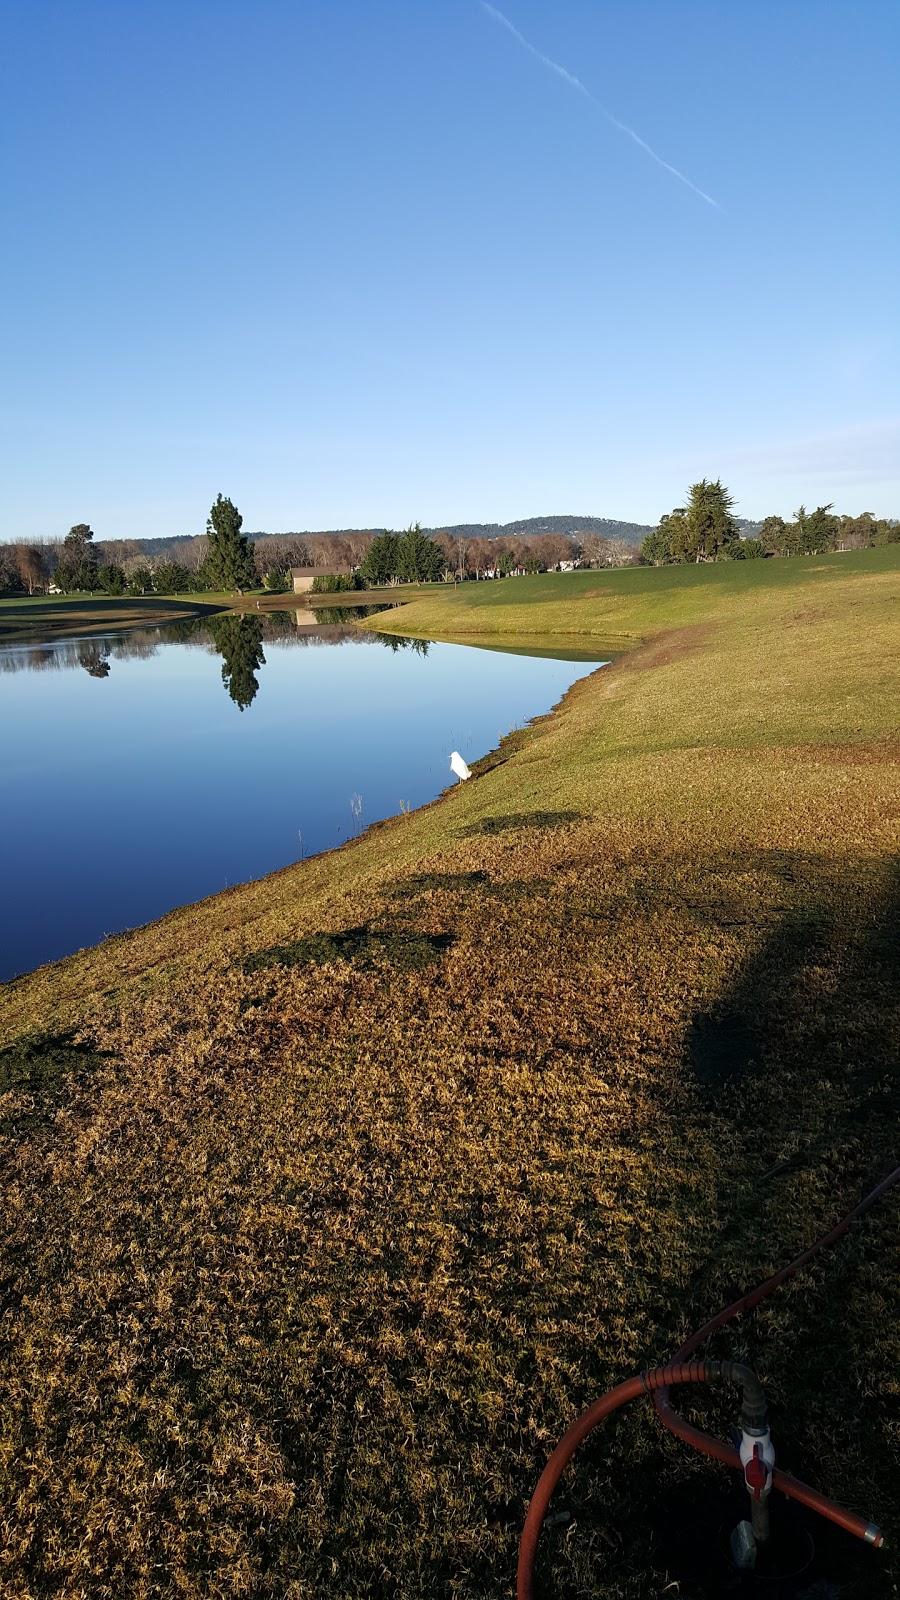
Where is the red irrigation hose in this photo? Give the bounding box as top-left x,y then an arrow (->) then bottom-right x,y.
517,1372 -> 646,1600
518,1165 -> 899,1599
518,1362 -> 720,1600
654,1163 -> 900,1539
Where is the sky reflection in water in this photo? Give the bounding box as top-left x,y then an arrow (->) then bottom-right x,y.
1,611 -> 606,979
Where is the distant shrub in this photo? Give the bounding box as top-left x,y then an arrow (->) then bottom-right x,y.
360,526 -> 445,585
125,565 -> 154,596
263,566 -> 290,593
639,527 -> 673,566
153,562 -> 192,593
96,563 -> 126,595
729,539 -> 765,560
310,572 -> 364,594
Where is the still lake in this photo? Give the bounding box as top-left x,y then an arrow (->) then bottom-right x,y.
0,609 -> 606,981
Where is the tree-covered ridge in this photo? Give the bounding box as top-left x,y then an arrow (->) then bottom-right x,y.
428,514 -> 653,542
0,515 -> 654,592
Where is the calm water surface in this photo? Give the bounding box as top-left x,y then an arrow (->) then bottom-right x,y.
1,611 -> 606,980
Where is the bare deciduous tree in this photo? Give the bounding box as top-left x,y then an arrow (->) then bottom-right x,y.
344,531 -> 374,567
605,538 -> 634,567
12,543 -> 49,594
579,533 -> 609,568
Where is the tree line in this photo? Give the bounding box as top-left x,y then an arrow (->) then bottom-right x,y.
1,498 -> 630,598
3,485 -> 897,598
639,480 -> 898,566
1,498 -> 261,598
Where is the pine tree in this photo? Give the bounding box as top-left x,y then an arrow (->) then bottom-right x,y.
56,523 -> 98,592
96,562 -> 125,595
360,533 -> 401,586
395,524 -> 445,582
668,480 -> 738,562
203,495 -> 257,592
693,480 -> 737,561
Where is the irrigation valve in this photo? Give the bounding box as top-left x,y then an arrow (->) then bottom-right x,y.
741,1427 -> 775,1502
739,1425 -> 775,1549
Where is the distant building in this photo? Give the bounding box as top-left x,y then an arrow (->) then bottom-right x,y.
289,565 -> 350,594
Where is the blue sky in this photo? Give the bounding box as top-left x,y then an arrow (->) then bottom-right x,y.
2,0 -> 898,538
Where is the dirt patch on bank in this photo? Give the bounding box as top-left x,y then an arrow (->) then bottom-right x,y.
615,622 -> 713,674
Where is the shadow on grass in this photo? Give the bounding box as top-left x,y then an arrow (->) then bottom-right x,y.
390,870 -> 489,895
0,1030 -> 110,1134
459,809 -> 585,838
241,925 -> 454,975
544,854 -> 900,1599
686,855 -> 898,1104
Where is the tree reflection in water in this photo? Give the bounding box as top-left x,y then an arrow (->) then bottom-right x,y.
204,610 -> 425,708
377,633 -> 430,657
0,606 -> 425,708
78,641 -> 111,678
207,614 -> 266,711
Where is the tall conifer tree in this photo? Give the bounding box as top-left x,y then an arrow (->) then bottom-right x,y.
204,495 -> 256,592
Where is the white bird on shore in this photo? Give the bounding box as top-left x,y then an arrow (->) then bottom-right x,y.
450,751 -> 472,783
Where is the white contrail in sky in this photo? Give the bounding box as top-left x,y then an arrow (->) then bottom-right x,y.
480,2 -> 721,211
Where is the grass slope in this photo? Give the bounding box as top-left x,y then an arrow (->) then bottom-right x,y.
0,550 -> 898,1599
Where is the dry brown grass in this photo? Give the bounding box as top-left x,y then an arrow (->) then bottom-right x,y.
0,550 -> 898,1597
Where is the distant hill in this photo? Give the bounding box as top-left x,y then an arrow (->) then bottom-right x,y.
425,515 -> 652,545
96,533 -> 202,556
95,514 -> 653,555
244,529 -> 391,543
100,529 -> 392,554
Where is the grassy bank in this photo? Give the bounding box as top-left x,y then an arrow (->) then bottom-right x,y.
0,594 -> 226,642
369,541 -> 899,640
1,549 -> 898,1598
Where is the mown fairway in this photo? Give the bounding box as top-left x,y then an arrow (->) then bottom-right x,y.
1,549 -> 898,1598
